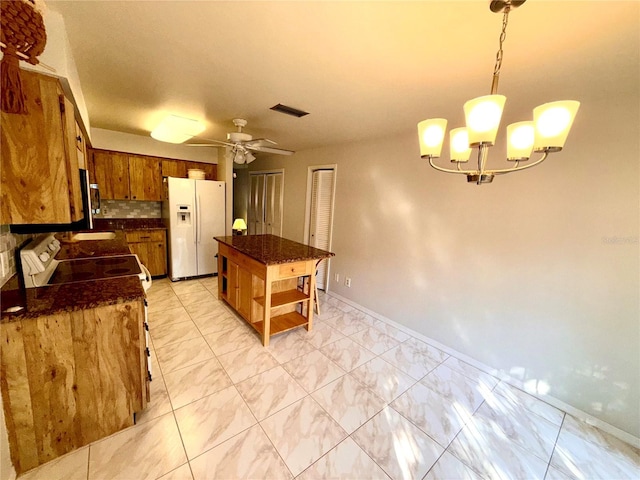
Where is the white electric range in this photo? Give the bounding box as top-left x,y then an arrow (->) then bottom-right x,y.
20,234 -> 152,291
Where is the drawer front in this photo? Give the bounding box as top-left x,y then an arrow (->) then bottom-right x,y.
277,261 -> 313,279
126,230 -> 165,243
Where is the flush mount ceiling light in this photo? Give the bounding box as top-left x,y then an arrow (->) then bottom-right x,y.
417,0 -> 580,185
151,115 -> 205,144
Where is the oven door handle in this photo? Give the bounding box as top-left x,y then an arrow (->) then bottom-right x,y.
140,263 -> 153,291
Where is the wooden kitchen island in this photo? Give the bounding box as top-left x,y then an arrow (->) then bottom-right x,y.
215,235 -> 334,346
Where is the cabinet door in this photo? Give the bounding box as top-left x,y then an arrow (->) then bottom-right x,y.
93,150 -> 130,199
201,163 -> 217,180
227,261 -> 238,309
126,230 -> 167,277
60,94 -> 84,222
1,70 -> 81,224
149,241 -> 167,276
161,159 -> 188,179
129,155 -> 162,201
237,267 -> 252,321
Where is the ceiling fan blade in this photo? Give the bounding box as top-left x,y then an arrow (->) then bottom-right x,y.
247,145 -> 295,156
185,137 -> 235,148
243,138 -> 278,146
185,143 -> 225,148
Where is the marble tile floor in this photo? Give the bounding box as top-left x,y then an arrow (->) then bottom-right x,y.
19,277 -> 639,480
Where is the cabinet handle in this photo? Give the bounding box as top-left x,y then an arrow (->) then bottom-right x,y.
140,236 -> 150,239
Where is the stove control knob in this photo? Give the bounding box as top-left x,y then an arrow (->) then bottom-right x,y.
48,243 -> 57,252
38,252 -> 50,263
51,239 -> 61,248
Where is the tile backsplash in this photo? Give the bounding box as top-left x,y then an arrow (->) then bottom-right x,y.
97,200 -> 162,219
0,226 -> 33,288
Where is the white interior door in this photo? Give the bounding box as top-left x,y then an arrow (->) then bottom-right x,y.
248,174 -> 265,234
308,169 -> 335,290
265,173 -> 283,236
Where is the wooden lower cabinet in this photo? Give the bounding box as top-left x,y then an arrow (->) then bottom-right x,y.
0,300 -> 147,475
126,229 -> 167,277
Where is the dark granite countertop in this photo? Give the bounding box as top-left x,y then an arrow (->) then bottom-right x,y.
1,275 -> 144,322
215,234 -> 334,265
93,218 -> 167,231
55,230 -> 132,260
1,230 -> 145,323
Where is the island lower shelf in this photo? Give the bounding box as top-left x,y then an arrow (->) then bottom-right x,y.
252,311 -> 309,336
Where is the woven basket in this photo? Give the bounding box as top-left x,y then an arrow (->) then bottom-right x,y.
1,0 -> 47,113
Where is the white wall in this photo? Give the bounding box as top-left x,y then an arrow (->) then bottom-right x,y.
90,128 -> 218,163
250,82 -> 640,438
16,8 -> 91,139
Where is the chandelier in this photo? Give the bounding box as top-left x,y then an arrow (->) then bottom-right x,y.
417,0 -> 580,185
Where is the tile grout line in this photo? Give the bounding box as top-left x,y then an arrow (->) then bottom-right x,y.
542,412 -> 567,480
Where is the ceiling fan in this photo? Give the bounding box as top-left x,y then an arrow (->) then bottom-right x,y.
187,118 -> 294,164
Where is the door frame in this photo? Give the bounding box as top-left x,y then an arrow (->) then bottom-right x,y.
303,164 -> 337,291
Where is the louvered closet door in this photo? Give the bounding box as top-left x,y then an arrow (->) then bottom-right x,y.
248,174 -> 265,234
309,170 -> 335,290
265,173 -> 283,236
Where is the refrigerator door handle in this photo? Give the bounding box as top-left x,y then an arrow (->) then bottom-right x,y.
197,194 -> 202,244
194,200 -> 198,245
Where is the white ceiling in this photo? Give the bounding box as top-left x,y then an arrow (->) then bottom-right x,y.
48,1 -> 639,153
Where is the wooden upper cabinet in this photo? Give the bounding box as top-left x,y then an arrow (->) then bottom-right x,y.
1,70 -> 83,224
129,156 -> 162,201
92,150 -> 130,199
161,159 -> 188,179
88,150 -> 217,201
162,159 -> 217,180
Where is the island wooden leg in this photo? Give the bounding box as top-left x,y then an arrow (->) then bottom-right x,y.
306,270 -> 316,332
263,267 -> 274,346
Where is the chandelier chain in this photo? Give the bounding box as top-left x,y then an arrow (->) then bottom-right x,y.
493,7 -> 510,78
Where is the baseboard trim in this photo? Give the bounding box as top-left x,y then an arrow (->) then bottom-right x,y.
326,291 -> 640,449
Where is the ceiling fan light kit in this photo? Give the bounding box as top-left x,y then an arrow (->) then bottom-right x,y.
417,0 -> 580,185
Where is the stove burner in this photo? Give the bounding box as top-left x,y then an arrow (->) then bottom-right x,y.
95,257 -> 128,266
55,271 -> 95,282
48,255 -> 142,285
104,268 -> 131,275
70,259 -> 92,266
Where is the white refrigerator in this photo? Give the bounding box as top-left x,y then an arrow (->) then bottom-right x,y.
163,177 -> 225,281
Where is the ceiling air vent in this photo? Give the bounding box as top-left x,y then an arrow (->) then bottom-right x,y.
270,104 -> 309,118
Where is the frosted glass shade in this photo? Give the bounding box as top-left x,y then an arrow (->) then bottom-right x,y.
533,101 -> 580,152
150,115 -> 205,144
417,118 -> 447,158
463,95 -> 506,146
507,121 -> 534,161
449,128 -> 472,162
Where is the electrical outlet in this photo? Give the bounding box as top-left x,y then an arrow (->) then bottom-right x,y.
334,273 -> 340,283
345,277 -> 351,287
